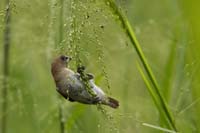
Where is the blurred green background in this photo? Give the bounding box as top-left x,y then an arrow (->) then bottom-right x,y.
0,0 -> 200,133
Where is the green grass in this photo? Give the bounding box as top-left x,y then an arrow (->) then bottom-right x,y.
0,0 -> 200,132
105,0 -> 177,131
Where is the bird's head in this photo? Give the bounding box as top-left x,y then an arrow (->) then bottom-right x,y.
51,55 -> 72,69
59,55 -> 72,66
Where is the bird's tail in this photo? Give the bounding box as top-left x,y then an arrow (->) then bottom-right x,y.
104,97 -> 119,109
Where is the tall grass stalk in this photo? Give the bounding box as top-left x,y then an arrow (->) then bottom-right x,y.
49,0 -> 65,132
104,0 -> 177,131
142,123 -> 177,133
2,0 -> 11,133
58,97 -> 65,133
57,0 -> 65,132
137,62 -> 173,129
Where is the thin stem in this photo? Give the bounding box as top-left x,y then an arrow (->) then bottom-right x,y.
58,96 -> 65,133
137,62 -> 172,129
105,0 -> 177,131
58,0 -> 64,46
2,0 -> 11,133
48,0 -> 65,132
58,0 -> 65,132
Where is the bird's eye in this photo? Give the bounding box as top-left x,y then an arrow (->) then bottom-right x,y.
60,55 -> 66,61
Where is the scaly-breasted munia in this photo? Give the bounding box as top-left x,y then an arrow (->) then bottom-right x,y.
51,55 -> 119,108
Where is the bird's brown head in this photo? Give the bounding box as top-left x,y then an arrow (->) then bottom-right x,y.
51,55 -> 72,75
58,55 -> 72,66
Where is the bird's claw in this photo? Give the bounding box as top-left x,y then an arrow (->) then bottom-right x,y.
77,66 -> 94,80
86,73 -> 94,80
77,65 -> 85,73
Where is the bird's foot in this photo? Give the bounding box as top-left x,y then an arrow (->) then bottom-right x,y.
86,73 -> 94,80
77,65 -> 85,73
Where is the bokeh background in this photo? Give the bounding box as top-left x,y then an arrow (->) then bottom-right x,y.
0,0 -> 200,132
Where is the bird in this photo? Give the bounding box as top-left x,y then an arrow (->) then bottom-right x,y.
51,55 -> 119,108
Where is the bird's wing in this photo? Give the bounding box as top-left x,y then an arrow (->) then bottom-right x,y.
56,87 -> 68,99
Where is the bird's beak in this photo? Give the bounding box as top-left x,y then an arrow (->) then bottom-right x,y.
66,56 -> 72,64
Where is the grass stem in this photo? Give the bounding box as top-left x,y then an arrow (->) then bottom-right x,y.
2,0 -> 11,133
58,0 -> 65,132
105,0 -> 177,131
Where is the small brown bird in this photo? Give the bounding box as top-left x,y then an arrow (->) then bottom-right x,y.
51,55 -> 119,108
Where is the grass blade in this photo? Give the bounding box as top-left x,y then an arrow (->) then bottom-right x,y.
58,0 -> 65,132
2,1 -> 11,133
105,0 -> 177,131
142,123 -> 177,133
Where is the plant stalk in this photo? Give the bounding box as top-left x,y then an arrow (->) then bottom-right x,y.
58,0 -> 65,132
2,0 -> 11,133
105,0 -> 177,131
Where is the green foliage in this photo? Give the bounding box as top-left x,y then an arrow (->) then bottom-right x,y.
0,0 -> 199,133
